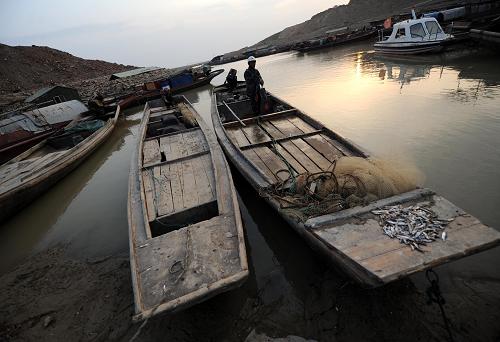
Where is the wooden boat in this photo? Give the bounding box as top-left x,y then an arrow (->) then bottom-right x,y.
118,69 -> 224,110
211,83 -> 500,288
128,96 -> 248,321
0,107 -> 120,223
0,100 -> 89,164
294,30 -> 376,53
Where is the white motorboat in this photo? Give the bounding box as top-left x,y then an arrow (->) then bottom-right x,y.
374,11 -> 453,55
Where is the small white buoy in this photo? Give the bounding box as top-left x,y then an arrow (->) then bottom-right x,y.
442,231 -> 448,241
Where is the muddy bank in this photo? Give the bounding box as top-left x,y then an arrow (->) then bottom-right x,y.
1,224 -> 500,342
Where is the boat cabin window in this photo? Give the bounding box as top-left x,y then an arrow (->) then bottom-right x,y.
425,21 -> 442,35
395,28 -> 406,38
410,23 -> 426,38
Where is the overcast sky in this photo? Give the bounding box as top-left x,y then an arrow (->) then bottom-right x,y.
0,0 -> 349,68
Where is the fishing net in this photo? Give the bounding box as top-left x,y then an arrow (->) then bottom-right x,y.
64,119 -> 105,134
268,156 -> 423,222
178,103 -> 198,127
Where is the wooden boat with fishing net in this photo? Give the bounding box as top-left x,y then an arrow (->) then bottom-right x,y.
211,82 -> 500,288
128,96 -> 248,321
0,107 -> 120,223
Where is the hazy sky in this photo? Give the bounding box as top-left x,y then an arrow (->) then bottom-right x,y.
0,0 -> 348,68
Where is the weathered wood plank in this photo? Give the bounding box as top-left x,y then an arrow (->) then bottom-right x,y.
143,139 -> 161,166
222,109 -> 296,128
181,129 -> 209,157
154,165 -> 174,217
290,138 -> 332,171
273,144 -> 306,175
242,149 -> 277,182
191,154 -> 216,204
226,127 -> 250,147
280,140 -> 321,173
162,134 -> 182,160
270,118 -> 303,137
303,135 -> 343,162
321,134 -> 354,157
163,162 -> 184,212
260,121 -> 286,139
287,117 -> 317,134
311,195 -> 500,284
135,216 -> 242,311
251,146 -> 290,182
241,124 -> 271,145
141,170 -> 157,221
360,221 -> 499,282
181,158 -> 199,209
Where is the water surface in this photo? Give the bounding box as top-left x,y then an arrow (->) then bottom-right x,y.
1,42 -> 499,341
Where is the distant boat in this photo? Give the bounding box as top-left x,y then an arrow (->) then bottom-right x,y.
294,29 -> 377,53
0,107 -> 120,222
118,67 -> 224,110
374,16 -> 453,55
210,82 -> 500,288
0,100 -> 89,164
128,96 -> 247,321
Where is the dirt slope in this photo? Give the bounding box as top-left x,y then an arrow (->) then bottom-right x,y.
0,43 -> 134,94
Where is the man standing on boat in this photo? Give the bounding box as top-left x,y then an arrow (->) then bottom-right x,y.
244,56 -> 264,114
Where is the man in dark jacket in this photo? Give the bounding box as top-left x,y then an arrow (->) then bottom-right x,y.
244,56 -> 264,114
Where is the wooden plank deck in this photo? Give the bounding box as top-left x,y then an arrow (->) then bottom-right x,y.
142,154 -> 216,221
0,151 -> 68,190
224,114 -> 357,183
311,195 -> 500,285
134,215 -> 243,312
143,139 -> 161,166
130,99 -> 248,320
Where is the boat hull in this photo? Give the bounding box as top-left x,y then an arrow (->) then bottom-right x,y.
128,96 -> 247,321
295,30 -> 376,53
210,85 -> 500,288
0,108 -> 120,223
374,41 -> 445,55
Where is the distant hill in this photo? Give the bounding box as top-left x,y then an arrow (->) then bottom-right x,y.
228,0 -> 463,55
0,43 -> 134,94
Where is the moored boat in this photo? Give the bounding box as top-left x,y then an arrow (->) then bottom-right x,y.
127,96 -> 248,321
0,106 -> 120,223
118,67 -> 224,110
0,100 -> 89,164
374,14 -> 453,55
211,82 -> 500,288
294,29 -> 376,53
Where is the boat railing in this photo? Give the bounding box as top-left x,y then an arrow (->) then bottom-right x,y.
377,29 -> 389,42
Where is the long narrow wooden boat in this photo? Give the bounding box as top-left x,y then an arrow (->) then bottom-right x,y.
0,107 -> 120,223
118,69 -> 224,110
294,30 -> 376,53
0,100 -> 89,164
128,96 -> 248,321
211,83 -> 500,288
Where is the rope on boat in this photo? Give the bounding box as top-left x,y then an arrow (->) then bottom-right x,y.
426,269 -> 455,342
260,143 -> 368,221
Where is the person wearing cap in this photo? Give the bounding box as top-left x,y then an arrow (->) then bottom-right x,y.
244,56 -> 264,114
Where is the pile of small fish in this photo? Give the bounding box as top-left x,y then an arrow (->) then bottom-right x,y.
371,205 -> 453,252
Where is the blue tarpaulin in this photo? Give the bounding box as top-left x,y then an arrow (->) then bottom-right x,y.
169,73 -> 193,89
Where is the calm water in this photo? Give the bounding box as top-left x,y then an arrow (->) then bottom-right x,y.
1,42 -> 499,340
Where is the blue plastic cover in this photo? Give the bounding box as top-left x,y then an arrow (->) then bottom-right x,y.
169,73 -> 194,89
